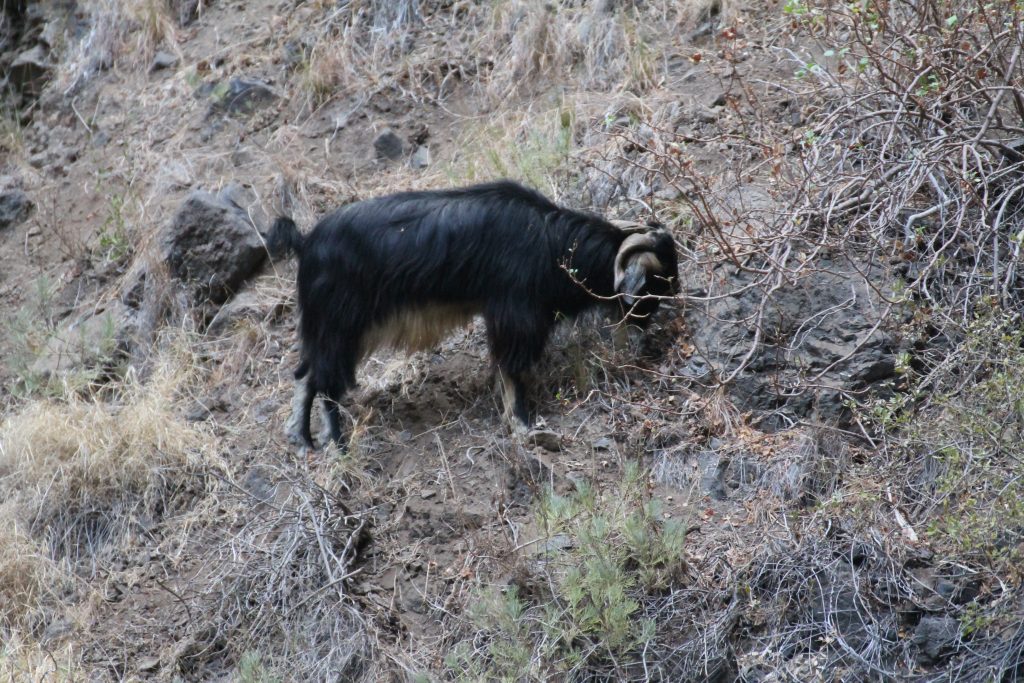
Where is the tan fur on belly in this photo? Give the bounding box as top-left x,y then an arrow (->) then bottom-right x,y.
359,303 -> 478,360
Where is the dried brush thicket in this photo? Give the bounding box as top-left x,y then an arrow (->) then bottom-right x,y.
205,462 -> 374,681
297,0 -> 720,111
573,1 -> 1024,679
604,0 -> 1024,384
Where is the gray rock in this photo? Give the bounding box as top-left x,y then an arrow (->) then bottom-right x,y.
592,436 -> 613,451
697,451 -> 728,500
374,129 -> 404,161
410,144 -> 431,169
137,656 -> 160,673
684,257 -> 895,429
208,78 -> 279,116
0,188 -> 32,230
30,304 -> 136,381
149,50 -> 179,72
205,289 -> 282,335
160,189 -> 267,306
527,428 -> 562,452
9,45 -> 51,98
913,616 -> 961,664
695,105 -> 720,123
169,0 -> 203,25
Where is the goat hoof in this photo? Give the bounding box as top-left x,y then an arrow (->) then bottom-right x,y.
509,421 -> 530,440
286,428 -> 308,448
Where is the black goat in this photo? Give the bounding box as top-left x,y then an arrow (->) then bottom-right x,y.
265,180 -> 678,448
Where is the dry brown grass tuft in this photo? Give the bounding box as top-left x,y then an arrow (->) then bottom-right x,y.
0,341 -> 222,565
486,1 -> 667,98
60,0 -> 178,92
0,504 -> 69,632
0,633 -> 80,683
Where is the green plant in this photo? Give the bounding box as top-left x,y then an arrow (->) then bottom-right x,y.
237,651 -> 280,683
446,463 -> 688,680
3,276 -> 59,398
96,193 -> 133,265
872,309 -> 1024,575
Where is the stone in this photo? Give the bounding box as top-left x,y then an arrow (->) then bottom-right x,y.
410,144 -> 431,169
208,78 -> 279,116
373,129 -> 404,161
0,188 -> 32,230
913,616 -> 960,664
149,50 -> 179,72
30,304 -> 137,381
695,105 -> 719,123
697,451 -> 729,500
169,0 -> 203,25
9,45 -> 51,98
137,656 -> 161,673
205,289 -> 282,335
160,188 -> 267,306
683,257 -> 895,429
527,428 -> 562,452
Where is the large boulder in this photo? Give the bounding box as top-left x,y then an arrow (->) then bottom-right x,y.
682,257 -> 896,428
206,77 -> 279,116
160,187 -> 267,306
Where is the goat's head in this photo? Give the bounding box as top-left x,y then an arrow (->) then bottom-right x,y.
612,223 -> 679,326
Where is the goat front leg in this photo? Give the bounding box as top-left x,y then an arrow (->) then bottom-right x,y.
497,368 -> 531,434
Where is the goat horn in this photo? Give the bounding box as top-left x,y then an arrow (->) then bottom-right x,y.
610,219 -> 649,233
614,232 -> 664,294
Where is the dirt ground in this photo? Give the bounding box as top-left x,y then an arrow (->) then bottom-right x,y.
5,0 -> 1021,680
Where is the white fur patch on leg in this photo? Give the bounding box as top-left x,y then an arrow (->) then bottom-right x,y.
497,369 -> 516,425
286,377 -> 310,445
497,368 -> 531,438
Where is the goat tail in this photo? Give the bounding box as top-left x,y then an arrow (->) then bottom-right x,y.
264,216 -> 304,260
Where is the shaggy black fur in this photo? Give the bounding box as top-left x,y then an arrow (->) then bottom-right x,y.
266,180 -> 678,448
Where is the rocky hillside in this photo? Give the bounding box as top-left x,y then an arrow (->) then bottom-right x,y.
2,1 -> 1024,680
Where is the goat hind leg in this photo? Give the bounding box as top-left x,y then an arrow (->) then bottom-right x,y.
286,373 -> 317,449
323,396 -> 345,448
323,359 -> 355,449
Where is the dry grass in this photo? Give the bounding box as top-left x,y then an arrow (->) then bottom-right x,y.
292,0 -> 681,115
0,634 -> 80,683
0,339 -> 222,566
60,0 -> 178,93
12,0 -> 1022,679
442,104 -> 578,197
0,503 -> 69,633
